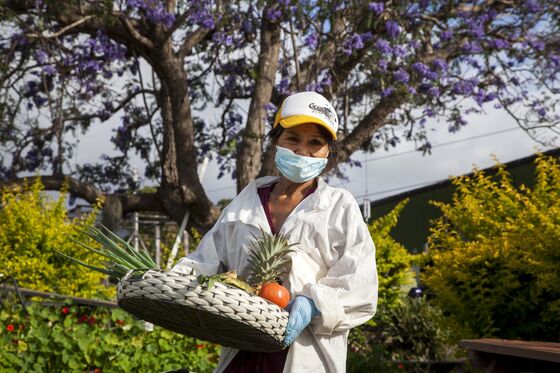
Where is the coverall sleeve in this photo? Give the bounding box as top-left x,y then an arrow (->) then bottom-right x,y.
301,200 -> 378,335
171,217 -> 228,277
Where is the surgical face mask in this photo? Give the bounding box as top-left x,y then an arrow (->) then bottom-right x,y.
274,145 -> 328,183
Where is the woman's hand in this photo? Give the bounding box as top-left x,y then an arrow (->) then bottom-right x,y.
283,296 -> 320,347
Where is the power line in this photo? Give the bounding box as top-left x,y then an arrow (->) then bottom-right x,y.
354,145 -> 558,201
361,126 -> 521,163
353,179 -> 444,200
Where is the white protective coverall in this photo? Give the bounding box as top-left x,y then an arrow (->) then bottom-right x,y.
172,176 -> 378,373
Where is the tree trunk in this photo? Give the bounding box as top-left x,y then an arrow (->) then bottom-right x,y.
236,4 -> 281,192
155,44 -> 221,232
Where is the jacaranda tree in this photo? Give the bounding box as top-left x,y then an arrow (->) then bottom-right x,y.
0,0 -> 558,231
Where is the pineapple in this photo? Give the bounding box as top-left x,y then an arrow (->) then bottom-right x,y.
247,228 -> 295,290
199,227 -> 296,308
246,227 -> 296,308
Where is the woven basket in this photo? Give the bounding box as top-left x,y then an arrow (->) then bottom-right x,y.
117,270 -> 289,352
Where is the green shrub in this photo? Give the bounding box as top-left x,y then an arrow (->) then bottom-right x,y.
0,295 -> 219,372
368,199 -> 416,309
0,179 -> 112,298
349,200 -> 429,370
422,154 -> 560,340
347,297 -> 460,372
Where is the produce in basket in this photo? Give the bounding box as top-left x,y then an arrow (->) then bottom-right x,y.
197,227 -> 296,307
246,228 -> 295,308
59,225 -> 295,307
56,224 -> 159,281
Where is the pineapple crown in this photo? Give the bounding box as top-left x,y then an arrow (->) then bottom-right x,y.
247,227 -> 296,287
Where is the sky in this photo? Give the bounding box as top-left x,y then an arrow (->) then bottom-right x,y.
71,104 -> 557,210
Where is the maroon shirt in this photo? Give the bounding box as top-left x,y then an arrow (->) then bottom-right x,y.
223,182 -> 316,373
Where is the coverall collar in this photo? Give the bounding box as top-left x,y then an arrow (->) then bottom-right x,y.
220,176 -> 331,232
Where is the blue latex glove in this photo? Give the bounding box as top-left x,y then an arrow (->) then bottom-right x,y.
283,296 -> 320,347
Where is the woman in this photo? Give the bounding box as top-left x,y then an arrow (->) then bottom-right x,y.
172,91 -> 378,373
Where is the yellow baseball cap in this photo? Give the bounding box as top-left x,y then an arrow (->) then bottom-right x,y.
274,91 -> 338,140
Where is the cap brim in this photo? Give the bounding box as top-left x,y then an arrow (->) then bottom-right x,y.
277,115 -> 337,140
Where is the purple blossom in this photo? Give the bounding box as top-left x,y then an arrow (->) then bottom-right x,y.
485,92 -> 497,102
407,86 -> 417,94
266,7 -> 282,21
187,5 -> 216,29
381,87 -> 395,97
375,39 -> 392,55
276,79 -> 290,95
361,32 -> 373,42
425,70 -> 439,81
265,102 -> 277,112
427,86 -> 440,97
467,20 -> 485,39
462,41 -> 482,54
525,0 -> 542,12
412,62 -> 430,76
527,38 -> 545,51
431,58 -> 448,71
126,0 -> 176,28
97,110 -> 111,121
213,32 -> 233,46
202,17 -> 215,29
424,108 -> 435,117
343,33 -> 369,55
368,2 -> 384,15
394,68 -> 410,84
386,20 -> 401,39
418,83 -> 433,94
378,59 -> 388,72
305,33 -> 319,49
11,33 -> 28,47
304,82 -> 320,92
474,90 -> 498,105
79,60 -> 102,74
440,30 -> 453,42
43,65 -> 56,75
320,73 -> 333,89
489,38 -> 509,49
241,19 -> 253,34
408,40 -> 420,50
393,45 -> 409,58
36,49 -> 48,64
452,78 -> 479,96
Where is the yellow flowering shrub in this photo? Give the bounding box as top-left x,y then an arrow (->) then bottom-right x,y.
0,179 -> 114,299
422,154 -> 560,340
369,199 -> 416,309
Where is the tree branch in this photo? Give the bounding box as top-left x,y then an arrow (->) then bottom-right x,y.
337,93 -> 407,164
63,89 -> 155,123
25,15 -> 94,39
178,27 -> 210,60
118,14 -> 155,50
0,175 -> 102,204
